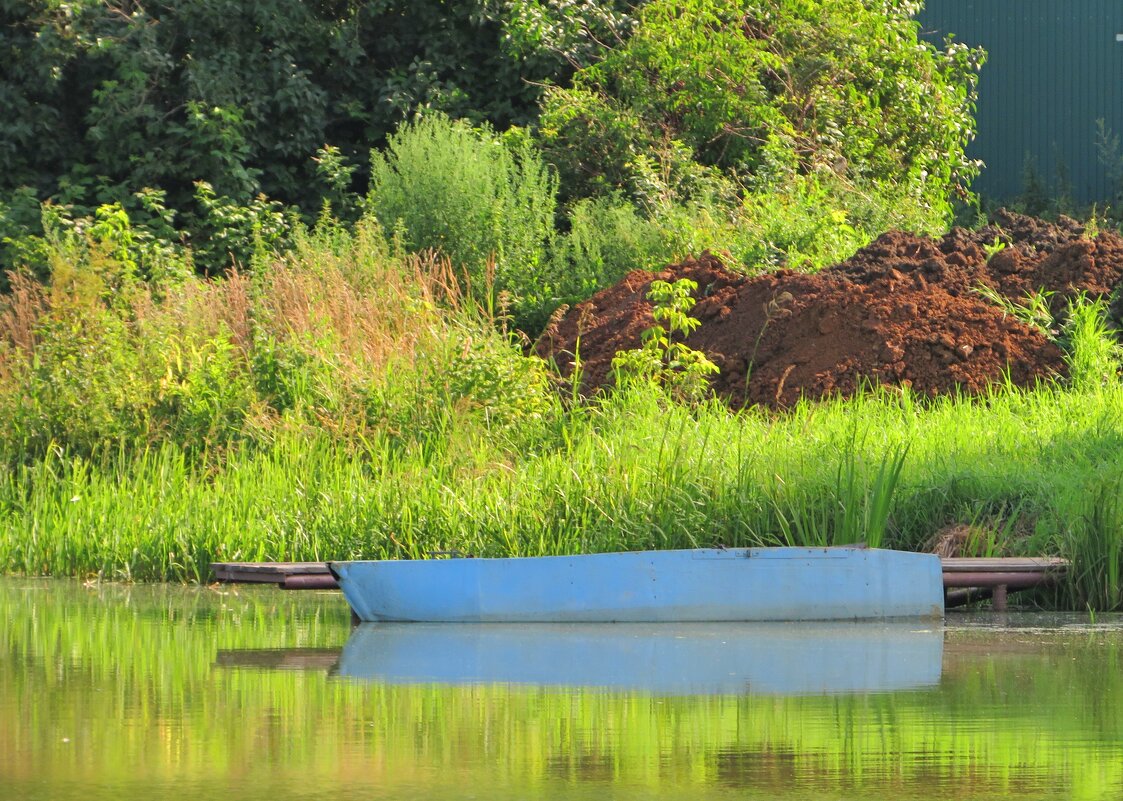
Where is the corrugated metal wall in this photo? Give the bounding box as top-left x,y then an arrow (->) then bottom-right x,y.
918,1 -> 1123,203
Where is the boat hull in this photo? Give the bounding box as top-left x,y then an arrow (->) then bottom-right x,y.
330,547 -> 944,623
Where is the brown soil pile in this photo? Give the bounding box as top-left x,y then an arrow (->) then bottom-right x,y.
539,210 -> 1123,407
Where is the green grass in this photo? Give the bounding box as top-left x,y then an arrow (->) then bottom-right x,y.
3,381 -> 1123,609
3,209 -> 1123,610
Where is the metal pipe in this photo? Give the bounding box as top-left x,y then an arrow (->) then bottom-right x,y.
282,574 -> 340,590
942,572 -> 1051,589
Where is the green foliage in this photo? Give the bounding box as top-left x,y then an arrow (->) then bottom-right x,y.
612,278 -> 719,401
549,194 -> 678,303
2,0 -> 984,287
983,236 -> 1007,262
366,115 -> 558,330
189,181 -> 294,270
0,0 -> 635,274
539,0 -> 983,225
731,176 -> 883,269
314,145 -> 359,221
1063,295 -> 1123,392
547,173 -> 911,319
439,324 -> 557,430
0,0 -> 628,209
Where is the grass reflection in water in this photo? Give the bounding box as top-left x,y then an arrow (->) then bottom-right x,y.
1,579 -> 1121,801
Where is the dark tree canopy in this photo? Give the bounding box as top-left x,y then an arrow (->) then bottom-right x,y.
0,0 -> 631,216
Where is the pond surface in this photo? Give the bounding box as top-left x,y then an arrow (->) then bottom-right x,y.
2,579 -> 1121,800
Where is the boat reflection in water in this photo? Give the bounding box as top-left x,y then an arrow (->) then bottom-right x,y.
332,622 -> 943,695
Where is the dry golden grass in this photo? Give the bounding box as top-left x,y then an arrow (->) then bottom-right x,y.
0,272 -> 46,382
0,273 -> 45,355
1,222 -> 472,387
255,246 -> 465,380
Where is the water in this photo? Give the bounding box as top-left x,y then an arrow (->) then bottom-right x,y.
2,579 -> 1121,801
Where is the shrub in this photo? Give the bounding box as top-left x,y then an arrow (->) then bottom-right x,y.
366,115 -> 558,331
538,0 -> 984,226
612,278 -> 719,402
548,195 -> 676,304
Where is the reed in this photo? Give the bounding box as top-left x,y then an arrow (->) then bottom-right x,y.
3,379 -> 1123,608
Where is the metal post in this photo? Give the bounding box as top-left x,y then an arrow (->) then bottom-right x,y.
993,584 -> 1008,611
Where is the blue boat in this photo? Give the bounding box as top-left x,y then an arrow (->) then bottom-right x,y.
330,547 -> 944,623
335,622 -> 944,694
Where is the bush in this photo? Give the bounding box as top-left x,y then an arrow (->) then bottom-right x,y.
366,115 -> 559,331
730,173 -> 951,270
538,0 -> 984,225
549,195 -> 676,304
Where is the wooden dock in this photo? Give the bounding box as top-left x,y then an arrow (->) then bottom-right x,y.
211,561 -> 338,590
211,555 -> 1069,610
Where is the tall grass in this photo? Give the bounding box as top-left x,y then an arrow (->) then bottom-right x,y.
4,206 -> 1123,609
4,380 -> 1123,608
0,215 -> 554,462
366,115 -> 559,330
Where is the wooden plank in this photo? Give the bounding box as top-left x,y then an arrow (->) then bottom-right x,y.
212,561 -> 331,575
943,572 -> 1054,589
282,574 -> 339,590
211,562 -> 331,584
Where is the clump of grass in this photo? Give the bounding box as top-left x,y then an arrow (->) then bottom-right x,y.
973,283 -> 1057,337
769,443 -> 907,549
1063,294 -> 1123,391
1058,479 -> 1123,611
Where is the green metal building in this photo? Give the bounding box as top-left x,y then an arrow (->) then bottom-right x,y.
918,1 -> 1123,204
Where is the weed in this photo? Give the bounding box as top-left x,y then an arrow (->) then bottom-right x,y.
1063,294 -> 1123,391
982,236 -> 1007,262
1085,204 -> 1101,240
611,278 -> 719,402
973,284 -> 1057,337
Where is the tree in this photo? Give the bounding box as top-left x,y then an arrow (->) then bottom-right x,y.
538,0 -> 984,224
0,0 -> 634,265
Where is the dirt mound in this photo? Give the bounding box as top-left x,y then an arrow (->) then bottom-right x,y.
539,211 -> 1123,407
